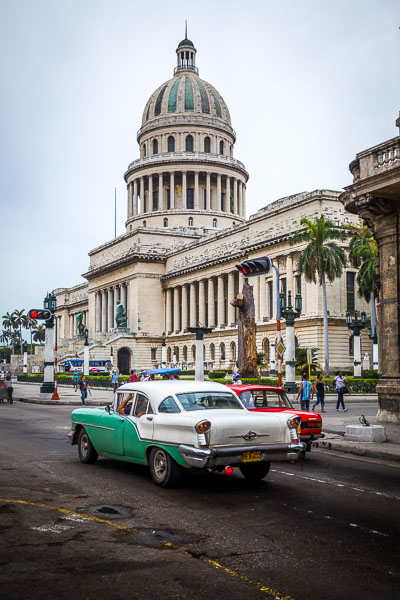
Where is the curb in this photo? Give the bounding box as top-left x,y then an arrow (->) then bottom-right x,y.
312,438 -> 400,462
15,398 -> 107,407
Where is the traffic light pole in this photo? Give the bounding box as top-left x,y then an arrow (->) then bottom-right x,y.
272,263 -> 282,388
51,316 -> 60,400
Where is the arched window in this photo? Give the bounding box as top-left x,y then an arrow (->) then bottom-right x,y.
230,341 -> 236,362
142,220 -> 146,227
212,218 -> 217,227
174,346 -> 179,362
210,343 -> 215,361
152,139 -> 158,155
232,222 -> 236,227
167,135 -> 175,152
185,135 -> 194,152
163,218 -> 168,227
220,342 -> 226,361
167,347 -> 172,362
143,143 -> 147,157
188,217 -> 193,227
191,344 -> 196,361
263,338 -> 270,365
204,136 -> 211,153
183,345 -> 188,361
219,140 -> 224,155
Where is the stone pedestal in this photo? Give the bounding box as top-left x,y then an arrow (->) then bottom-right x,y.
345,424 -> 386,443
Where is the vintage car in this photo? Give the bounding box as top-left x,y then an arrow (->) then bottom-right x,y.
228,384 -> 323,451
68,381 -> 305,487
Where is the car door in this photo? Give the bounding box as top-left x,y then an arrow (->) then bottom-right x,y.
124,393 -> 154,459
98,391 -> 133,456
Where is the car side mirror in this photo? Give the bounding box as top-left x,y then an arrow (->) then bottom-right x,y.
105,404 -> 112,413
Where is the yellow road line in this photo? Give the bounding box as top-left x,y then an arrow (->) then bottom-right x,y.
0,497 -> 295,600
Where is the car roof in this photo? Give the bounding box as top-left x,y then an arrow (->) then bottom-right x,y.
227,384 -> 286,392
116,380 -> 236,408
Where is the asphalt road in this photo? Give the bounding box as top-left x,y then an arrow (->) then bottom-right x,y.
0,402 -> 399,600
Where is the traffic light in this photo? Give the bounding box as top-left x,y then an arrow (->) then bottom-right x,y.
28,309 -> 53,320
235,256 -> 272,277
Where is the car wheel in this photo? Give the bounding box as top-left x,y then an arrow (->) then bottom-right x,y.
149,447 -> 181,488
77,428 -> 98,464
239,461 -> 270,481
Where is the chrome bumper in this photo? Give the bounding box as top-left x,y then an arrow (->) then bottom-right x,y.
179,442 -> 305,469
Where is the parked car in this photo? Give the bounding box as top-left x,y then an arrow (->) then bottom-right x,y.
68,381 -> 305,487
227,384 -> 323,451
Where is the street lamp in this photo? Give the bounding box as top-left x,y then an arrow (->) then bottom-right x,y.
23,341 -> 28,374
368,323 -> 379,370
345,310 -> 366,378
83,328 -> 89,376
281,290 -> 302,395
161,332 -> 167,368
40,292 -> 56,395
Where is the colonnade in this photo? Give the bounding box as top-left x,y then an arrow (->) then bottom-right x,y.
164,255 -> 302,334
95,283 -> 128,333
127,171 -> 246,218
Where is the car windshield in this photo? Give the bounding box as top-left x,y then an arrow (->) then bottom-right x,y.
176,392 -> 244,411
239,389 -> 293,409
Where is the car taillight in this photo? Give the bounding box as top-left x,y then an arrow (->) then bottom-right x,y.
195,420 -> 211,433
288,416 -> 301,429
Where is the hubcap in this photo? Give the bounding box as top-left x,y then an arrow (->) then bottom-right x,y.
153,450 -> 167,481
81,434 -> 88,457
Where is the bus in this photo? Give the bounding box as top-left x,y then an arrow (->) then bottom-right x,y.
63,359 -> 112,375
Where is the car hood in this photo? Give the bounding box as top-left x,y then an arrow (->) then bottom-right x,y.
249,408 -> 321,421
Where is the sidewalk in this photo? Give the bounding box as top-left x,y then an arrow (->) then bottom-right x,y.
10,383 -> 400,463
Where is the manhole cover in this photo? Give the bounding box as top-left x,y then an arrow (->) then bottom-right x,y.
90,505 -> 130,519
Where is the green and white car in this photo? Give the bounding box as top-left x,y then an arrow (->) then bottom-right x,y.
68,381 -> 304,487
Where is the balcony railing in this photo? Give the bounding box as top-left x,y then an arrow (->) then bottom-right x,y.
352,136 -> 400,181
126,151 -> 247,173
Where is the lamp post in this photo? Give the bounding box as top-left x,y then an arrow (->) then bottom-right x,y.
40,292 -> 57,395
23,341 -> 28,374
280,290 -> 302,395
368,324 -> 379,371
83,328 -> 89,376
187,326 -> 213,381
346,310 -> 366,378
161,332 -> 167,368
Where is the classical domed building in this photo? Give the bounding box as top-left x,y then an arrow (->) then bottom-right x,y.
50,34 -> 369,375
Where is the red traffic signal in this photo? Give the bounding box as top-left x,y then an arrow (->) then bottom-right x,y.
236,256 -> 272,277
28,309 -> 52,320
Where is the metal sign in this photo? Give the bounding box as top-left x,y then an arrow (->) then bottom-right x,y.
276,340 -> 286,357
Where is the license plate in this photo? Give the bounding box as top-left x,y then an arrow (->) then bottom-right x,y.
242,450 -> 261,462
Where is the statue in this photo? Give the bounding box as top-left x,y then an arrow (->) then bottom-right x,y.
76,311 -> 85,336
115,300 -> 127,328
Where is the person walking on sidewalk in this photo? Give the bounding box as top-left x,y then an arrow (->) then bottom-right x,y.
111,369 -> 119,392
312,373 -> 326,412
334,370 -> 348,411
73,369 -> 79,389
76,376 -> 90,405
5,375 -> 13,404
296,373 -> 312,411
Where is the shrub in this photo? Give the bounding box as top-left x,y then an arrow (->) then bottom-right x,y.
208,370 -> 229,379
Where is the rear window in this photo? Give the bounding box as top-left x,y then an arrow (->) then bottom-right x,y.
239,389 -> 292,409
176,392 -> 243,411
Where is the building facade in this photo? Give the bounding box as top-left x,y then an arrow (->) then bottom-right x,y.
52,36 -> 370,374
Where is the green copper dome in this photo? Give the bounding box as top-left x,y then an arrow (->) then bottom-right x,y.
178,38 -> 194,48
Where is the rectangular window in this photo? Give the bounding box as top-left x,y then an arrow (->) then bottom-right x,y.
186,188 -> 194,209
167,188 -> 171,210
346,272 -> 355,314
221,192 -> 225,212
204,189 -> 207,209
268,281 -> 273,319
153,191 -> 158,211
295,274 -> 302,295
280,277 -> 287,306
151,348 -> 156,361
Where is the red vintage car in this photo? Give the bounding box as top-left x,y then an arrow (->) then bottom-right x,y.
228,384 -> 323,451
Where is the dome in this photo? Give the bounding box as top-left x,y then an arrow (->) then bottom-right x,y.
178,38 -> 194,48
141,73 -> 231,127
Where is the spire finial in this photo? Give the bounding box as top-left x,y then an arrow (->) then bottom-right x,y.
185,20 -> 187,39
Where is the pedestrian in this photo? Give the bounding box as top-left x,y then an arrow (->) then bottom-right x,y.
334,370 -> 348,411
73,369 -> 79,389
5,375 -> 13,404
129,370 -> 137,382
296,373 -> 312,411
312,373 -> 326,412
76,375 -> 90,405
232,372 -> 242,385
111,369 -> 119,392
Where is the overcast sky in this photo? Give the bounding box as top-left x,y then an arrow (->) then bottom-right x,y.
0,0 -> 399,325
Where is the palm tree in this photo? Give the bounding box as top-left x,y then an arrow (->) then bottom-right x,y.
13,309 -> 28,354
346,222 -> 378,333
2,311 -> 17,354
289,215 -> 347,375
33,324 -> 46,345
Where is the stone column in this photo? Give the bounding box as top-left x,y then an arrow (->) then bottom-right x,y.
102,290 -> 107,332
121,283 -> 127,310
227,272 -> 235,325
96,292 -> 101,332
140,177 -> 145,213
242,184 -> 247,218
206,172 -> 211,210
127,184 -> 132,218
148,175 -> 153,210
69,314 -> 74,338
286,254 -> 294,297
217,276 -> 225,327
170,172 -> 175,209
217,174 -> 222,211
198,280 -> 206,325
253,276 -> 260,321
182,171 -> 187,209
159,173 -> 164,210
194,171 -> 199,209
107,288 -> 113,332
173,287 -> 180,332
239,181 -> 243,217
207,278 -> 215,327
226,176 -> 231,212
181,284 -> 188,331
233,179 -> 238,215
166,289 -> 172,333
259,276 -> 266,321
189,282 -> 197,328
133,179 -> 138,215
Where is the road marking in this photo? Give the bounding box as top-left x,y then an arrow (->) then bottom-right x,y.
31,523 -> 72,534
0,497 -> 295,600
271,469 -> 400,502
